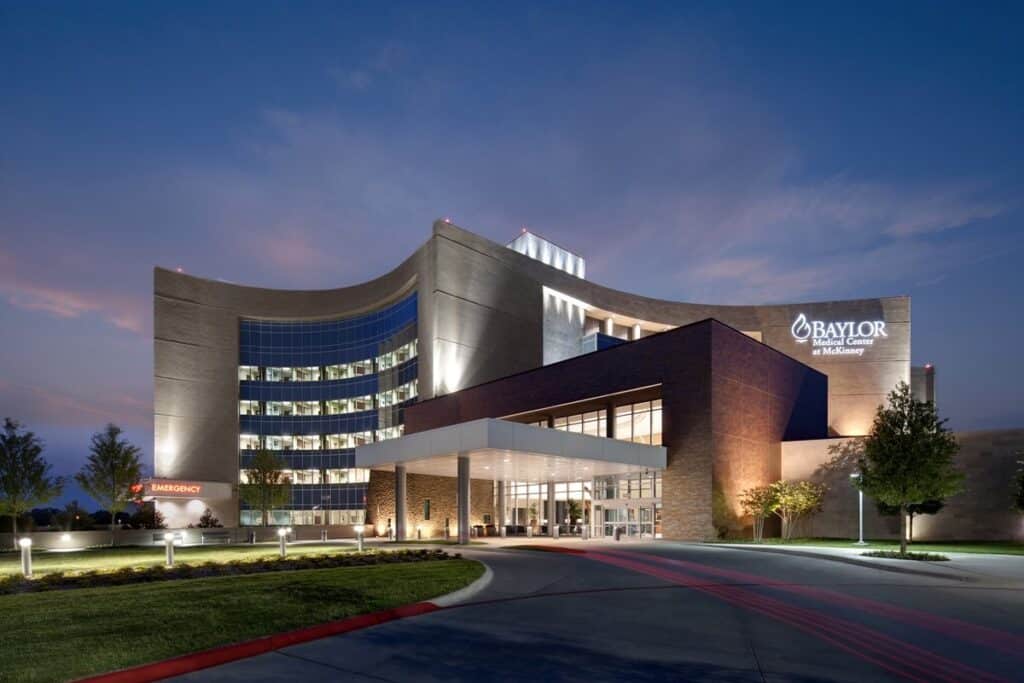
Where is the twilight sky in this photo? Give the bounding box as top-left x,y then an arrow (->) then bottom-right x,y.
1,2 -> 1022,507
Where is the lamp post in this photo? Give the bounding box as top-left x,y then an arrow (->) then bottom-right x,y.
278,527 -> 288,557
354,524 -> 365,552
164,532 -> 176,567
850,472 -> 866,545
19,538 -> 32,578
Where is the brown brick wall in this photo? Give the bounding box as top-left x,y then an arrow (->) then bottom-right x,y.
366,470 -> 495,539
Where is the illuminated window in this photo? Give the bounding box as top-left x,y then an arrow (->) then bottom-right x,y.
294,435 -> 322,450
294,366 -> 321,381
325,359 -> 374,380
325,395 -> 374,415
553,410 -> 607,437
265,435 -> 296,451
614,400 -> 662,445
239,434 -> 261,450
375,425 -> 404,441
377,339 -> 419,370
239,400 -> 261,415
239,366 -> 261,381
324,432 -> 373,449
377,380 -> 418,407
293,401 -> 321,416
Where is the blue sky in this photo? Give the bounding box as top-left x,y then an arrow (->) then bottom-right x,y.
1,2 -> 1022,507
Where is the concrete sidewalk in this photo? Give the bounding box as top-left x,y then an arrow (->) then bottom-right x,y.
706,542 -> 1024,584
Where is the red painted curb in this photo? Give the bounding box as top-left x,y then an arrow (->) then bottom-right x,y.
75,601 -> 441,683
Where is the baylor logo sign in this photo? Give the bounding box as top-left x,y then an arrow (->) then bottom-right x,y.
790,313 -> 887,357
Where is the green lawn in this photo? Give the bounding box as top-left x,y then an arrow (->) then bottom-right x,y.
0,543 -> 358,577
0,559 -> 483,683
710,538 -> 1024,556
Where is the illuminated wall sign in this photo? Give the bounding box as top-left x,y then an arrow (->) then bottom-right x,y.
790,313 -> 887,357
143,480 -> 204,497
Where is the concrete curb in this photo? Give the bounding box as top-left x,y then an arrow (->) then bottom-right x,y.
706,544 -> 972,581
74,559 -> 489,683
433,561 -> 493,606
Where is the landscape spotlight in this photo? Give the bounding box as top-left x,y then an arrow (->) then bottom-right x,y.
278,527 -> 288,558
164,532 -> 176,567
19,538 -> 32,578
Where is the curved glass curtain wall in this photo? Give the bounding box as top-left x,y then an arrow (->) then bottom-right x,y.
238,292 -> 418,525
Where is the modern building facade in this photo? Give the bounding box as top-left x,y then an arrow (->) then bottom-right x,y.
154,219 -> 1009,541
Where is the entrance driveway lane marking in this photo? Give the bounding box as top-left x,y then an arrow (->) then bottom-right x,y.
595,546 -> 1024,660
574,549 -> 1008,683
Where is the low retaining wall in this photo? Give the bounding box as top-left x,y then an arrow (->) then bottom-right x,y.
0,525 -> 368,551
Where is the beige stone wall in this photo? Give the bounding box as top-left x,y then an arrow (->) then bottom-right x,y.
366,470 -> 495,539
781,429 -> 1024,541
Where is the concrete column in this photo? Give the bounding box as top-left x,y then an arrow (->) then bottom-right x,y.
395,464 -> 407,542
604,316 -> 614,335
632,323 -> 642,340
495,480 -> 506,535
457,454 -> 471,545
547,481 -> 557,537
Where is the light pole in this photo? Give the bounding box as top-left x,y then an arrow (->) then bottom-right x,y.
19,537 -> 32,578
850,472 -> 867,545
164,532 -> 176,567
278,527 -> 288,557
354,524 -> 365,552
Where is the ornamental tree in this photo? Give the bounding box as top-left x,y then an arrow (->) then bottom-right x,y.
75,424 -> 144,546
197,507 -> 223,528
770,480 -> 826,540
0,418 -> 64,548
739,485 -> 776,542
858,382 -> 962,555
239,450 -> 291,526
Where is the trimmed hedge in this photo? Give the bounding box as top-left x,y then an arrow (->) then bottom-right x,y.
0,549 -> 458,595
862,550 -> 950,562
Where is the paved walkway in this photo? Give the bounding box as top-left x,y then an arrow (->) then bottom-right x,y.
174,541 -> 1024,682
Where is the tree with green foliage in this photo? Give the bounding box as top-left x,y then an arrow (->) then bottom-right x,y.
197,507 -> 223,528
75,424 -> 144,546
0,418 -> 63,548
739,485 -> 776,542
238,450 -> 291,526
858,382 -> 963,555
770,480 -> 827,540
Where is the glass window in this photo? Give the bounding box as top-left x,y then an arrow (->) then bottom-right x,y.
377,380 -> 418,407
239,400 -> 261,415
325,432 -> 373,449
294,401 -> 321,416
378,339 -> 419,370
551,409 -> 607,437
239,366 -> 261,381
376,425 -> 404,441
614,401 -> 662,445
294,435 -> 321,450
293,366 -> 321,382
239,434 -> 261,450
325,359 -> 374,380
265,435 -> 296,451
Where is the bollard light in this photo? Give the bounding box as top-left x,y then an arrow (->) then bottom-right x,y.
19,538 -> 32,578
850,472 -> 867,545
164,532 -> 176,567
354,524 -> 365,552
278,527 -> 288,558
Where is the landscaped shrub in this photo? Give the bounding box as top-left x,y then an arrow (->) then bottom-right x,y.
862,550 -> 949,562
0,549 -> 457,595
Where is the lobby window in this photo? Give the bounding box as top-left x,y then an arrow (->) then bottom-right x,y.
614,400 -> 662,445
528,420 -> 548,428
376,425 -> 404,441
553,410 -> 607,437
378,379 -> 418,407
239,400 -> 261,416
326,395 -> 374,415
239,366 -> 261,381
239,434 -> 261,450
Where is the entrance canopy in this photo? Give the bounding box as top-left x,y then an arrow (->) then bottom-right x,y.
355,418 -> 666,482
